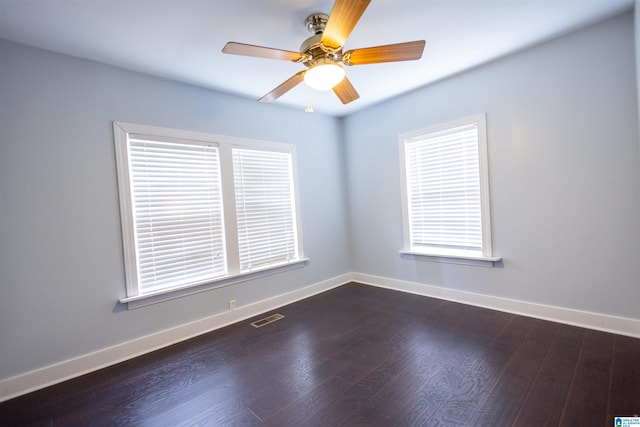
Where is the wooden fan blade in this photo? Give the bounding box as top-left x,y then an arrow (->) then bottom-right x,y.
259,71 -> 306,103
343,40 -> 426,65
333,76 -> 360,104
321,0 -> 371,51
222,42 -> 306,62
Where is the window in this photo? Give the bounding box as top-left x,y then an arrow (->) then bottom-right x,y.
398,114 -> 499,266
125,136 -> 227,295
233,148 -> 299,272
114,122 -> 305,305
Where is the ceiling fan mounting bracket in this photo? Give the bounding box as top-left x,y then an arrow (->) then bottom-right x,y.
305,13 -> 328,35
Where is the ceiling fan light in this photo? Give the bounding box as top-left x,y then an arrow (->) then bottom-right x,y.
304,63 -> 345,91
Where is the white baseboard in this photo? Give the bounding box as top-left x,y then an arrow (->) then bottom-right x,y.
0,273 -> 351,403
3,271 -> 639,403
352,272 -> 640,339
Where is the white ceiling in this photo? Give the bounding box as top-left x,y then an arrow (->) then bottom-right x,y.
0,0 -> 634,116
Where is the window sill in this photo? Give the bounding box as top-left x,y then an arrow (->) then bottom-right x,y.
399,250 -> 502,268
119,258 -> 310,309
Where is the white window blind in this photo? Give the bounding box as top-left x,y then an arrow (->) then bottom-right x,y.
405,123 -> 482,252
233,148 -> 298,272
128,137 -> 227,293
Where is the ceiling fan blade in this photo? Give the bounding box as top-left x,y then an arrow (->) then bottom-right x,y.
343,40 -> 426,65
222,42 -> 306,62
321,0 -> 371,51
259,71 -> 306,103
333,76 -> 360,104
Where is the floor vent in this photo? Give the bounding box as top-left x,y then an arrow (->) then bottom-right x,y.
250,313 -> 284,328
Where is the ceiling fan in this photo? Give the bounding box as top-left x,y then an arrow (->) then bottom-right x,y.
222,0 -> 425,105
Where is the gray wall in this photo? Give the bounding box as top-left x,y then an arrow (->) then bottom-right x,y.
637,0 -> 640,148
344,12 -> 640,319
0,40 -> 351,379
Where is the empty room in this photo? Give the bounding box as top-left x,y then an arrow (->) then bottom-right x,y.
1,0 -> 639,425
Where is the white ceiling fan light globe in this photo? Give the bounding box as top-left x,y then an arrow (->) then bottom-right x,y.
304,63 -> 345,91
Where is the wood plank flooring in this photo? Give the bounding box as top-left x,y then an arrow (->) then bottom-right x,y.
2,282 -> 639,426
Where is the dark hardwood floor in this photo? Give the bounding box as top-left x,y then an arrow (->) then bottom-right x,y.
2,282 -> 639,426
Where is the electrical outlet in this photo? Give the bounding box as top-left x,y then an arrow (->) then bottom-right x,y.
228,299 -> 237,311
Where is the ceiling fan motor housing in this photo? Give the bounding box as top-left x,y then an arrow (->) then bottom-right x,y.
301,13 -> 342,68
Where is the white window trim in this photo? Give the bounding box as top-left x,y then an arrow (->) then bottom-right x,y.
398,250 -> 500,268
120,258 -> 309,309
113,121 -> 307,308
398,114 -> 501,266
